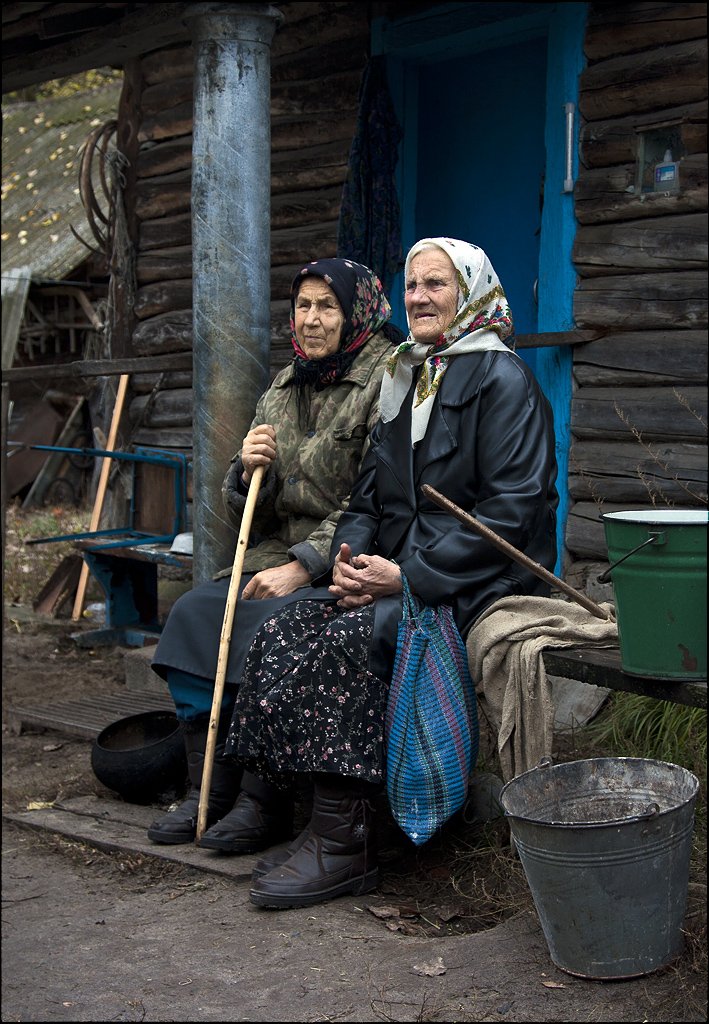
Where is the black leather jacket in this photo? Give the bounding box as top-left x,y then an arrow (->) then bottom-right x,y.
329,349 -> 559,677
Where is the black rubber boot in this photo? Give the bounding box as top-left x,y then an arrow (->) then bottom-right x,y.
249,775 -> 379,908
251,827 -> 310,880
147,717 -> 241,845
198,771 -> 293,853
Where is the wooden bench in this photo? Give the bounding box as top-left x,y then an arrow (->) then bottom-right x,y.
542,647 -> 706,710
72,537 -> 192,648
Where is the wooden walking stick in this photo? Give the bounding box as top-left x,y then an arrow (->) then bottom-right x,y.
421,484 -> 612,621
196,464 -> 265,842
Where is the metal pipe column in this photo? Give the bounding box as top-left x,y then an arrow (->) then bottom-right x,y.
186,3 -> 282,584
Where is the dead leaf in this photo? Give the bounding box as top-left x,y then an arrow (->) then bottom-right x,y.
42,742 -> 63,751
27,800 -> 55,810
412,957 -> 447,977
541,980 -> 566,989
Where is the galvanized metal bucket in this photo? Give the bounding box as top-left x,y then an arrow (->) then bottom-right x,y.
602,509 -> 707,679
500,757 -> 699,979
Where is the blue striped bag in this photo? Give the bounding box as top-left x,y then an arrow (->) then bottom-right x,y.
385,574 -> 479,846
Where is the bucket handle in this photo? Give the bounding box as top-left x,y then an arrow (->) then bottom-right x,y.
597,531 -> 665,584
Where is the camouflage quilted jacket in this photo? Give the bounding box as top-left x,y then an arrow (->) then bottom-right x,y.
216,329 -> 393,580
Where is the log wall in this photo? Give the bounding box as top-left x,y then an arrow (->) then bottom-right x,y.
567,1 -> 708,590
122,0 -> 368,480
109,1 -> 707,584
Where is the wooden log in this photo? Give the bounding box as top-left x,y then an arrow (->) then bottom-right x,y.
134,279 -> 193,321
578,100 -> 707,170
573,330 -> 708,386
132,370 -> 193,394
272,32 -> 368,83
271,112 -> 358,152
138,101 -> 193,144
139,212 -> 191,251
271,223 -> 338,266
573,270 -> 708,331
565,501 -> 619,561
132,310 -> 193,355
578,39 -> 707,122
271,70 -> 361,117
584,3 -> 707,62
141,45 -> 192,86
273,160 -> 348,195
129,388 -> 193,429
573,213 -> 708,274
131,426 -> 195,448
571,385 -> 708,442
574,153 -> 708,225
140,76 -> 193,117
273,4 -> 368,59
137,137 -> 192,178
271,187 -> 343,230
568,439 -> 708,505
136,246 -> 193,285
135,177 -> 191,220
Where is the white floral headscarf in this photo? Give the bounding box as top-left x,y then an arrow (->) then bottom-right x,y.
380,237 -> 515,446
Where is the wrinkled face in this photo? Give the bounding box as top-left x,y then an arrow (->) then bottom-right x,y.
404,249 -> 459,344
294,278 -> 345,359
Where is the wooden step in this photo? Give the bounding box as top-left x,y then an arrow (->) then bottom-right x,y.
6,690 -> 174,739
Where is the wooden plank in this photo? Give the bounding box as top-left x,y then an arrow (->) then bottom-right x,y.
573,213 -> 708,274
574,153 -> 708,225
21,395 -> 85,509
4,798 -> 260,880
32,554 -> 83,616
568,439 -> 708,506
6,690 -> 173,739
578,100 -> 707,170
578,38 -> 707,121
128,388 -> 192,429
133,279 -> 193,321
573,270 -> 708,331
571,384 -> 708,441
572,330 -> 707,386
584,3 -> 707,62
543,647 -> 706,709
72,375 -> 129,621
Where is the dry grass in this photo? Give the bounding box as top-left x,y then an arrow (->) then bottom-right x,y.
3,500 -> 100,611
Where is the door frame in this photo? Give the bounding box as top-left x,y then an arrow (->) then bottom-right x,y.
372,2 -> 588,571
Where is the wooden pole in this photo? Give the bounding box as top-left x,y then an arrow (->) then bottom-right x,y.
421,484 -> 612,621
71,373 -> 129,622
196,464 -> 265,842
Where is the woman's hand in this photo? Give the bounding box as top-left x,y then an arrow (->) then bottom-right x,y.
241,424 -> 277,484
241,561 -> 312,600
329,543 -> 402,609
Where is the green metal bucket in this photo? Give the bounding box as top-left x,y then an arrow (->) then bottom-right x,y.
602,510 -> 707,679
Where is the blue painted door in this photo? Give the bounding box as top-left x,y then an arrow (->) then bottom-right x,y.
415,39 -> 547,348
375,3 -> 588,570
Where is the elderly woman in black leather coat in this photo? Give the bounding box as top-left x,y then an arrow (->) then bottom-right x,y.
224,237 -> 559,910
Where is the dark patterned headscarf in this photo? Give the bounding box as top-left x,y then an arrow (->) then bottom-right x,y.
290,257 -> 399,391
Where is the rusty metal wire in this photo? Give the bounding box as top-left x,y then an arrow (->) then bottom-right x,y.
71,119 -> 128,260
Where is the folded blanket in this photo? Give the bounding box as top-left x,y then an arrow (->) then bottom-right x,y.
466,595 -> 617,782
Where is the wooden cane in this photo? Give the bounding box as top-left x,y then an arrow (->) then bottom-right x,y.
196,464 -> 265,842
421,484 -> 612,621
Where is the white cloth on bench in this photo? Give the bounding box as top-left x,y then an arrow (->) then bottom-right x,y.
466,595 -> 617,782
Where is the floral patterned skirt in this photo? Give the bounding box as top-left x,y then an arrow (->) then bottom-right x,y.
224,600 -> 388,787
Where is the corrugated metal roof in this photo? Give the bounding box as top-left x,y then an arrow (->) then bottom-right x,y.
1,81 -> 122,282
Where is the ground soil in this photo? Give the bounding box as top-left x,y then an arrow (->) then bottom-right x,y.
2,497 -> 707,1023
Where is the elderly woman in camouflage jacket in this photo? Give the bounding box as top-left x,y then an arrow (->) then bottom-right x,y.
147,258 -> 403,853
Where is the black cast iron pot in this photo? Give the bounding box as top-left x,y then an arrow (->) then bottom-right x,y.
91,710 -> 187,804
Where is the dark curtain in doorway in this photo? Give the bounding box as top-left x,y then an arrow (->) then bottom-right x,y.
337,56 -> 403,299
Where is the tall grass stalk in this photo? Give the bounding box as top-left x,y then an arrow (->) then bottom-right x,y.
582,692 -> 707,770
